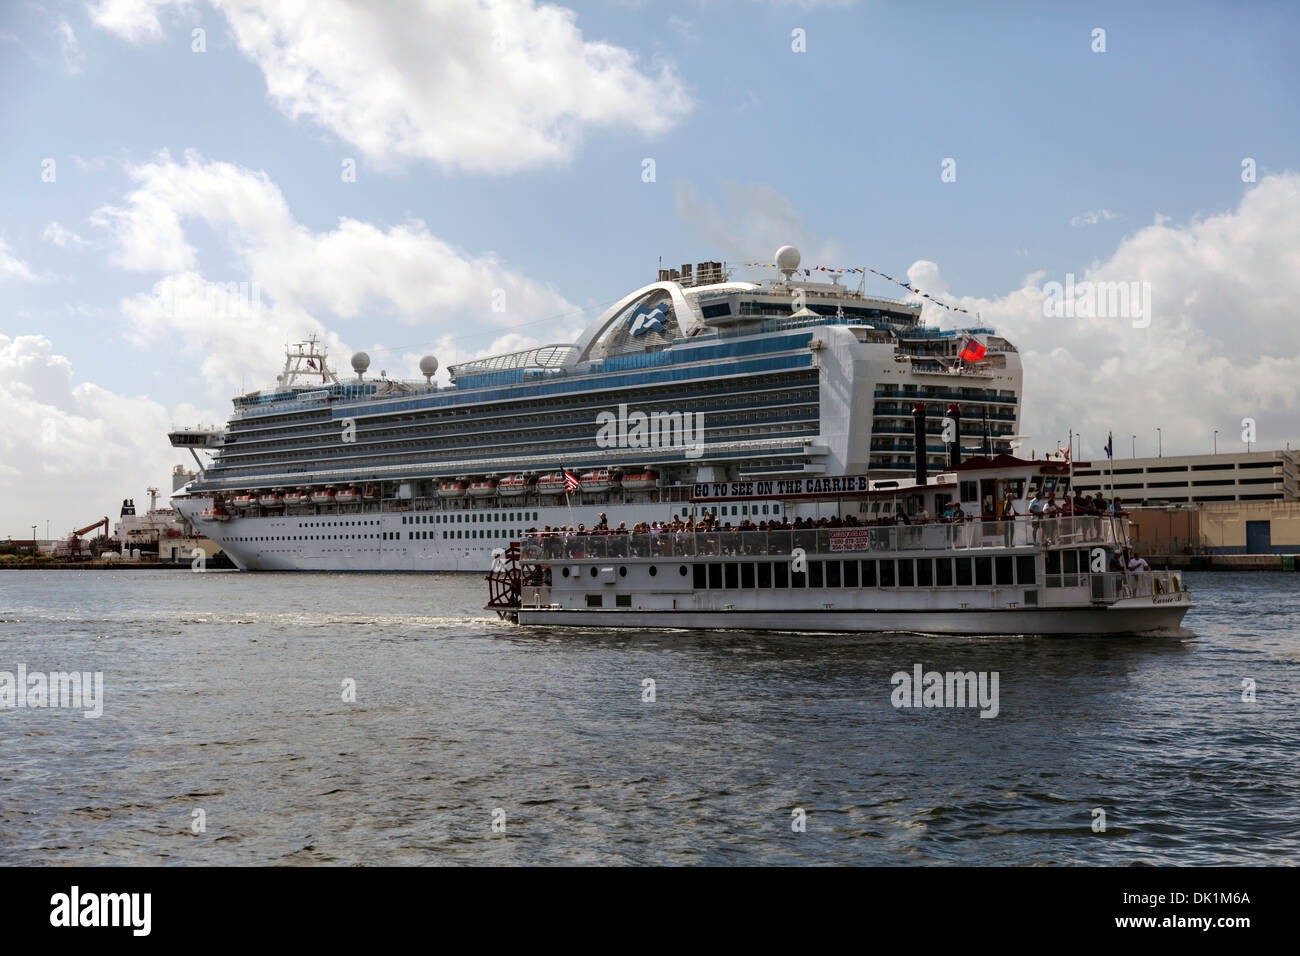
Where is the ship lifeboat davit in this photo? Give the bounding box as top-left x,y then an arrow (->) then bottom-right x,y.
438,480 -> 469,499
335,487 -> 361,505
466,478 -> 498,498
362,485 -> 381,500
258,492 -> 282,508
620,470 -> 659,491
308,488 -> 335,505
283,490 -> 309,507
579,469 -> 620,493
232,494 -> 258,510
497,474 -> 533,497
199,508 -> 231,522
536,472 -> 567,495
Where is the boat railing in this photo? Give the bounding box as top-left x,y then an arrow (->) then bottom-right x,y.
1087,570 -> 1181,602
518,515 -> 1128,561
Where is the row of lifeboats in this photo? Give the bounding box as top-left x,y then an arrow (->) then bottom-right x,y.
226,487 -> 381,510
438,470 -> 659,498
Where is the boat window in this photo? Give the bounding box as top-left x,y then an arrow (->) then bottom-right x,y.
791,567 -> 807,589
826,561 -> 842,588
898,560 -> 914,587
1016,556 -> 1036,585
741,563 -> 755,589
808,561 -> 824,588
1046,551 -> 1061,575
955,558 -> 972,586
995,556 -> 1013,585
774,562 -> 789,588
725,564 -> 739,589
708,564 -> 722,589
974,557 -> 992,586
935,558 -> 953,586
758,562 -> 772,588
916,559 -> 933,587
860,560 -> 875,587
879,560 -> 896,588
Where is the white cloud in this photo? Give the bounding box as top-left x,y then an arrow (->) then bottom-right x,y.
667,16 -> 695,41
86,0 -> 190,43
58,19 -> 85,73
1069,208 -> 1118,227
92,0 -> 691,173
0,239 -> 37,281
908,173 -> 1300,457
94,150 -> 576,391
0,334 -> 211,539
674,179 -> 842,265
42,222 -> 89,249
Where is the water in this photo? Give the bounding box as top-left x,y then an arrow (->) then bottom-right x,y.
0,570 -> 1296,865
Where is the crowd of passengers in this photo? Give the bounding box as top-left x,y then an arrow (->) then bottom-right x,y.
519,491 -> 1129,542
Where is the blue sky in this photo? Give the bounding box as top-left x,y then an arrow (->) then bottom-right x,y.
2,0 -> 1299,536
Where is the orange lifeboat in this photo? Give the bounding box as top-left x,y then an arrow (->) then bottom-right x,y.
308,488 -> 335,505
497,474 -> 533,497
620,470 -> 659,491
283,490 -> 309,507
579,469 -> 620,493
232,494 -> 258,510
258,492 -> 282,508
536,472 -> 567,495
336,488 -> 361,504
466,478 -> 498,498
437,480 -> 469,499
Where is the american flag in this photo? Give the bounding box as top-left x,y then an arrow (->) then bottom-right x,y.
562,467 -> 580,494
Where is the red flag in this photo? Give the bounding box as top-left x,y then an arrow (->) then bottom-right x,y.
959,340 -> 987,362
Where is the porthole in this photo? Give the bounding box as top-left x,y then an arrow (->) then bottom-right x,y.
618,566 -> 627,577
679,565 -> 688,576
649,566 -> 658,577
589,566 -> 598,578
561,567 -> 570,578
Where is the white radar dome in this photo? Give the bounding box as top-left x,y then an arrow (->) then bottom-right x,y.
350,351 -> 370,380
775,245 -> 801,278
419,355 -> 439,383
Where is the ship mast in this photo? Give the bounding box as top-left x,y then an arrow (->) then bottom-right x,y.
277,334 -> 338,388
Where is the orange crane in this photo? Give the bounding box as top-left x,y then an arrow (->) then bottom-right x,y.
55,517 -> 109,559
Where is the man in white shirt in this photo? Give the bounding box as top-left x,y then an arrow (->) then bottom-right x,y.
1128,552 -> 1150,572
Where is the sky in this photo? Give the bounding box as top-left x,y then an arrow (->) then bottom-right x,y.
2,0 -> 1299,538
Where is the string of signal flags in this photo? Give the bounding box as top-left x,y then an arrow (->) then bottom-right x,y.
743,262 -> 976,316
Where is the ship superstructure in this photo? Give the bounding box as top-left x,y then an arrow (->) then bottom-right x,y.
171,247 -> 1023,571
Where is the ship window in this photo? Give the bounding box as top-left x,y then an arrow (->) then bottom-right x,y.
791,567 -> 806,588
680,565 -> 688,576
955,559 -> 972,586
586,594 -> 602,607
1063,551 -> 1078,574
1046,551 -> 1061,575
619,566 -> 627,577
774,562 -> 789,588
995,556 -> 1013,585
649,566 -> 658,577
758,562 -> 772,588
917,559 -> 932,587
879,560 -> 896,587
935,558 -> 952,586
616,594 -> 631,607
898,560 -> 914,587
589,566 -> 598,578
694,564 -> 706,588
1016,556 -> 1036,586
562,567 -> 570,577
975,557 -> 992,586
860,560 -> 876,587
809,561 -> 823,588
826,561 -> 842,588
842,561 -> 857,587
741,563 -> 755,589
708,564 -> 722,589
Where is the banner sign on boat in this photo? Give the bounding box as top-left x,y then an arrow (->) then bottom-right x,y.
691,475 -> 881,501
827,529 -> 875,552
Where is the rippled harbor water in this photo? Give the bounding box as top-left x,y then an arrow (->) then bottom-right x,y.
0,570 -> 1296,865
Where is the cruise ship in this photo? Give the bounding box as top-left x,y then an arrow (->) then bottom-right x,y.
170,246 -> 1023,571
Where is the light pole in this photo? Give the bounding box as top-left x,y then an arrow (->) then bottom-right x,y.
1156,427 -> 1162,458
1214,430 -> 1218,454
1131,434 -> 1136,458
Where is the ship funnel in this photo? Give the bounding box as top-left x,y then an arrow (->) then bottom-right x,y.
946,403 -> 962,468
912,403 -> 928,487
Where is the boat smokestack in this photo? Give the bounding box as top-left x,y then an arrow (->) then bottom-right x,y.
912,402 -> 928,486
946,403 -> 962,468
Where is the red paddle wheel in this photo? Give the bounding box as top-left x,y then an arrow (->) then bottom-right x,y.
485,542 -> 522,621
